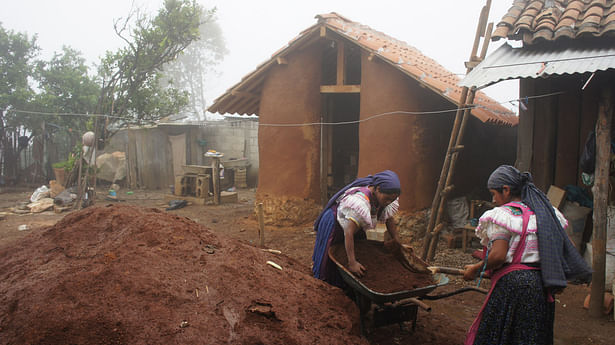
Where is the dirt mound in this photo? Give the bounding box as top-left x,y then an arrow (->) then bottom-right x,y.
0,205 -> 366,345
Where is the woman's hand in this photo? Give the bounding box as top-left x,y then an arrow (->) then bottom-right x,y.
348,260 -> 366,278
463,262 -> 482,281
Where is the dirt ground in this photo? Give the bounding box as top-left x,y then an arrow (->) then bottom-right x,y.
1,185 -> 614,344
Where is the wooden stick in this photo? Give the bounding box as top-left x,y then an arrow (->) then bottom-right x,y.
257,202 -> 265,247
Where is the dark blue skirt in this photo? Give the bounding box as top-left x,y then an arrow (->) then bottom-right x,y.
312,208 -> 346,287
474,269 -> 555,345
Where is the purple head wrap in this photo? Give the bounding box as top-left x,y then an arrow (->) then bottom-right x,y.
313,170 -> 401,229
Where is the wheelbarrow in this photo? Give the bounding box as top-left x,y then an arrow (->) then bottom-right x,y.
328,241 -> 486,336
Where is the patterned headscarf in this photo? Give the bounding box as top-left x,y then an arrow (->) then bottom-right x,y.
313,170 -> 401,230
487,165 -> 592,289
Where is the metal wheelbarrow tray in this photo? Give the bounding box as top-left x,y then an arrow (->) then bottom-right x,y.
328,243 -> 448,304
328,241 -> 485,335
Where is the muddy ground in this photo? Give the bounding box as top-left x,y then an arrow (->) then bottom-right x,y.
1,185 -> 613,345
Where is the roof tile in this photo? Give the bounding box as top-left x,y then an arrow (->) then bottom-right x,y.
502,14 -> 520,26
554,25 -> 577,39
583,4 -> 605,19
492,25 -> 511,39
209,13 -> 516,125
606,11 -> 615,24
517,15 -> 536,29
527,1 -> 545,11
554,17 -> 577,31
494,0 -> 615,44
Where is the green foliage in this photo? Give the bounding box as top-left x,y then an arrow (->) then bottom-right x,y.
98,0 -> 203,125
51,144 -> 81,172
0,24 -> 39,177
0,24 -> 39,130
33,46 -> 100,138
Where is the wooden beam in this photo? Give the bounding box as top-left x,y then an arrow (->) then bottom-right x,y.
320,26 -> 327,37
554,77 -> 581,187
320,85 -> 360,93
464,59 -> 483,69
590,86 -> 613,318
276,57 -> 287,65
336,40 -> 345,85
367,52 -> 375,62
532,78 -> 557,191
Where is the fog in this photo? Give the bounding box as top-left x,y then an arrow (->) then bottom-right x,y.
1,0 -> 519,113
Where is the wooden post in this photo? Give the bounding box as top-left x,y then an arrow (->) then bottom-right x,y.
257,202 -> 265,247
72,149 -> 84,210
590,87 -> 613,318
212,156 -> 221,205
42,121 -> 47,181
92,115 -> 98,204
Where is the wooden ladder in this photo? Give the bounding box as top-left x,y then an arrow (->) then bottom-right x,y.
421,0 -> 494,261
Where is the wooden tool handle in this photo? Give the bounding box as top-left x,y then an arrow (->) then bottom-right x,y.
428,266 -> 466,276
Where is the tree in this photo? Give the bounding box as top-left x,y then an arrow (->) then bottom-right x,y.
162,8 -> 227,120
98,0 -> 203,128
0,23 -> 39,180
34,46 -> 101,171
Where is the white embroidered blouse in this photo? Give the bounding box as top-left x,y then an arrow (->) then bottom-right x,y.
475,202 -> 569,264
336,187 -> 399,232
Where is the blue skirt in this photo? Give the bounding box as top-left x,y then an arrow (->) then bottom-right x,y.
312,208 -> 345,287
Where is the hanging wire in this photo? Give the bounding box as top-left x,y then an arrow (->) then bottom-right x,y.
8,90 -> 566,128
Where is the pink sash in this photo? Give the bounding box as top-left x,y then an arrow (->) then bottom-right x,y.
464,202 -> 538,345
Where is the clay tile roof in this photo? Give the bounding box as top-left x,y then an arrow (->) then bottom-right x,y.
492,0 -> 615,44
208,12 -> 516,126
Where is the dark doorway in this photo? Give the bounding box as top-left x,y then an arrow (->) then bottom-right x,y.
322,93 -> 360,199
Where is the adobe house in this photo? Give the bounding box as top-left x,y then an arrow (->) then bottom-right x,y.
461,0 -> 615,316
210,13 -> 518,224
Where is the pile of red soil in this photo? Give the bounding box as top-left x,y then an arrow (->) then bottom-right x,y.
332,241 -> 434,293
0,205 -> 366,345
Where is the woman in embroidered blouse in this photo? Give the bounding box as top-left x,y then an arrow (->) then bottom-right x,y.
463,165 -> 591,345
312,170 -> 401,287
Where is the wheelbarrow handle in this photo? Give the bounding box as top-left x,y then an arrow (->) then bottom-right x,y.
420,286 -> 488,300
428,266 -> 465,276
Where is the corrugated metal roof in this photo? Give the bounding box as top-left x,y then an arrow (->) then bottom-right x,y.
460,41 -> 615,88
208,13 -> 517,126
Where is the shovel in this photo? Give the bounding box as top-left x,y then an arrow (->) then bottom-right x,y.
391,244 -> 472,277
387,243 -> 431,274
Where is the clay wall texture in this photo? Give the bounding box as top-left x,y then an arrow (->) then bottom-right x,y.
358,52 -> 454,211
257,43 -> 322,202
255,42 -> 517,214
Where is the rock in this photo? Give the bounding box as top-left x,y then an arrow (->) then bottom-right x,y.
28,198 -> 55,213
96,152 -> 126,183
49,180 -> 65,198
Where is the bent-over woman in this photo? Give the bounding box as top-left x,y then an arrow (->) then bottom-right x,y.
464,165 -> 592,345
312,170 -> 401,287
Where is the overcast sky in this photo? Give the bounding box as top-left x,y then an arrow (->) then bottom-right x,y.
1,0 -> 519,113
